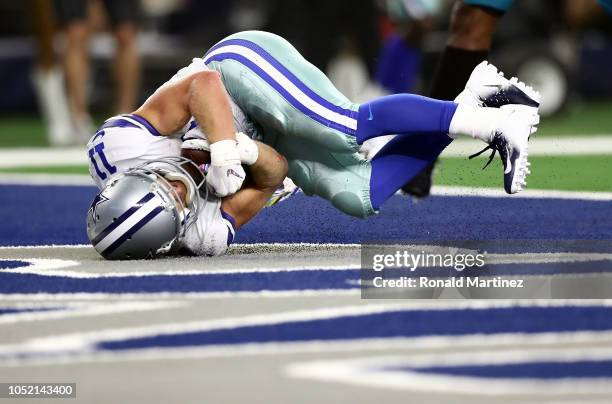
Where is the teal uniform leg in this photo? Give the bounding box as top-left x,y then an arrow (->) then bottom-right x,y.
204,31 -> 375,218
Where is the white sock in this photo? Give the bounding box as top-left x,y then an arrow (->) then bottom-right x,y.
454,87 -> 480,106
448,104 -> 504,142
32,66 -> 73,146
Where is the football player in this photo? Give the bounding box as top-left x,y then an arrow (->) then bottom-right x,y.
86,31 -> 540,260
403,0 -> 612,198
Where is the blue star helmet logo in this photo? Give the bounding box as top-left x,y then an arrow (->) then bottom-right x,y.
89,193 -> 110,224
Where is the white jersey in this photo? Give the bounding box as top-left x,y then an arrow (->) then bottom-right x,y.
86,58 -> 255,256
86,114 -> 182,190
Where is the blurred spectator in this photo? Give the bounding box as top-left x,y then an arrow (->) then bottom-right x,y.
565,0 -> 610,28
26,0 -> 72,146
327,37 -> 387,103
327,0 -> 440,102
263,0 -> 383,102
264,0 -> 380,74
375,0 -> 441,94
55,0 -> 142,142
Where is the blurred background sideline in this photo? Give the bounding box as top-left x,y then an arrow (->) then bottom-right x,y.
0,0 -> 610,191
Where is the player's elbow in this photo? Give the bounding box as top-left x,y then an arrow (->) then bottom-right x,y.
261,153 -> 288,190
277,155 -> 289,184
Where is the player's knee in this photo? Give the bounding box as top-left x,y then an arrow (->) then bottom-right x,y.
331,191 -> 374,218
189,71 -> 222,95
191,70 -> 221,86
448,2 -> 498,49
277,154 -> 289,181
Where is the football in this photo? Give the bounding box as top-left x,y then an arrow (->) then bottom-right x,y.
181,147 -> 211,166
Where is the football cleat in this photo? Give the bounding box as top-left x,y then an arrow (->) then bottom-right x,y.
469,105 -> 539,194
403,61 -> 541,199
455,61 -> 542,109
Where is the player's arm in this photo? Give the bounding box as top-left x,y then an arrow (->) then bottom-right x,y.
134,70 -> 245,196
220,141 -> 288,228
134,70 -> 233,139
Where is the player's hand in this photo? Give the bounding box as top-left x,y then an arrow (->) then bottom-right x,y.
181,132 -> 258,166
206,139 -> 245,197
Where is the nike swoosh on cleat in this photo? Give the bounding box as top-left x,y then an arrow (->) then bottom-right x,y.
504,146 -> 512,174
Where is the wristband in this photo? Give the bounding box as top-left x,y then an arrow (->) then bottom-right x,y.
209,139 -> 240,165
236,132 -> 259,165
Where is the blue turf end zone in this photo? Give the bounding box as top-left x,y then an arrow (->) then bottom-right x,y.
0,184 -> 611,246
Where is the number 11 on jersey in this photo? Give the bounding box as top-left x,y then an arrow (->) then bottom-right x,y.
88,142 -> 117,180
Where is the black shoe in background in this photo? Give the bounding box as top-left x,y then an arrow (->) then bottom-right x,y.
401,161 -> 436,198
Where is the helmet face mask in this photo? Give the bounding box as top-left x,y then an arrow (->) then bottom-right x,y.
86,156 -> 207,260
130,156 -> 206,234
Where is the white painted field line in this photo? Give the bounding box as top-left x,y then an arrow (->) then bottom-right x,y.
0,173 -> 93,186
230,242 -> 361,249
0,136 -> 610,170
0,261 -> 361,278
442,135 -> 612,157
431,186 -> 612,201
0,147 -> 87,168
0,242 -> 359,250
0,301 -> 187,325
0,290 -> 361,300
286,347 -> 612,396
0,243 -> 91,249
1,252 -> 610,279
0,173 -> 610,200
